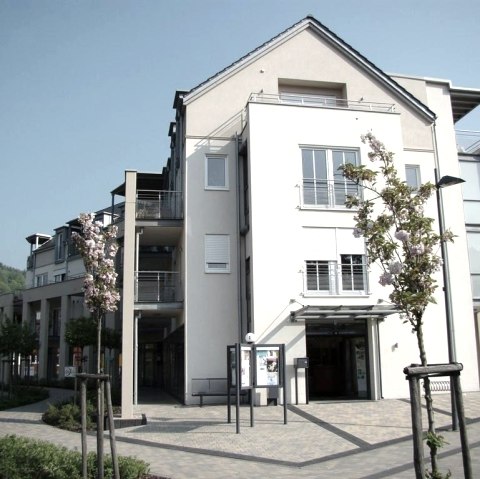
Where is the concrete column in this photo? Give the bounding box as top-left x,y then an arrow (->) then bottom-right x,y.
121,170 -> 137,418
38,298 -> 49,379
58,295 -> 70,379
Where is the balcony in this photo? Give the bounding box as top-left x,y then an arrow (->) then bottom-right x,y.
136,190 -> 183,220
135,271 -> 182,303
299,179 -> 360,209
249,92 -> 396,114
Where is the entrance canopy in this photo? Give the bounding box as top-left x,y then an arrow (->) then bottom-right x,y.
291,304 -> 398,322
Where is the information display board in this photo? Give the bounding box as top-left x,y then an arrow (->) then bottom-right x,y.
255,346 -> 280,387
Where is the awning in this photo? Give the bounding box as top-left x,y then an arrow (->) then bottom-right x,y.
290,304 -> 398,322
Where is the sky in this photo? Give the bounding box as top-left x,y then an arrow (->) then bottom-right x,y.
1,0 -> 480,270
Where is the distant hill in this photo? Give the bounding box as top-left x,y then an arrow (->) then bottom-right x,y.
0,263 -> 26,294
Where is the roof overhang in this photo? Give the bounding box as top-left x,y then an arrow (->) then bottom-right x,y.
450,86 -> 480,123
290,304 -> 398,322
111,172 -> 164,197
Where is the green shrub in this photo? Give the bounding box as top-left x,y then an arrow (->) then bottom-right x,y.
42,399 -> 95,432
0,435 -> 150,479
0,386 -> 49,410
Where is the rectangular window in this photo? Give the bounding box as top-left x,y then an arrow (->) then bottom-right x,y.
35,273 -> 48,287
306,260 -> 336,293
205,234 -> 230,273
341,255 -> 366,292
405,165 -> 421,190
460,160 -> 480,224
55,230 -> 65,261
206,155 -> 228,189
301,147 -> 359,207
467,231 -> 480,300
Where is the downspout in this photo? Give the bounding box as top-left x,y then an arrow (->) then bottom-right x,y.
133,228 -> 143,405
235,133 -> 243,343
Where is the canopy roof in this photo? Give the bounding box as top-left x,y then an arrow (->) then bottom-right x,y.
291,304 -> 398,321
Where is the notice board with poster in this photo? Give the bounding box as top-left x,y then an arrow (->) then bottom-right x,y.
254,346 -> 281,387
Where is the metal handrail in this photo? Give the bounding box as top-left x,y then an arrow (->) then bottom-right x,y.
249,92 -> 396,113
136,190 -> 183,220
135,270 -> 182,302
299,178 -> 359,208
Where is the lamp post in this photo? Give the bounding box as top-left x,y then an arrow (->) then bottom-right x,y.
435,169 -> 465,431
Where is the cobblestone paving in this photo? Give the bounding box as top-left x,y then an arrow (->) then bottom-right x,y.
1,389 -> 479,478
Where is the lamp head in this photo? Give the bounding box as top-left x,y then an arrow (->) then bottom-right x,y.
436,175 -> 465,189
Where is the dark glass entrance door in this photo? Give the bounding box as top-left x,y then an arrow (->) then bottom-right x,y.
306,320 -> 369,399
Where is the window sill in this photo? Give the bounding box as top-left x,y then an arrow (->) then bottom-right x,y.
302,291 -> 370,298
299,205 -> 357,212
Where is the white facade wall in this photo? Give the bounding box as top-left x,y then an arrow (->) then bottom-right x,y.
183,137 -> 240,401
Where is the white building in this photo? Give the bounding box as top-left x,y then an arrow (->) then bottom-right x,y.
14,16 -> 480,418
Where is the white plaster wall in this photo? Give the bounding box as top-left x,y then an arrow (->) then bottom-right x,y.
244,100 -> 478,398
186,28 -> 433,150
426,81 -> 479,391
183,137 -> 240,401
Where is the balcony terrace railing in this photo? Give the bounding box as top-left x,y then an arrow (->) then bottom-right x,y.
456,130 -> 480,154
299,179 -> 360,208
135,271 -> 182,303
136,190 -> 183,220
249,92 -> 396,113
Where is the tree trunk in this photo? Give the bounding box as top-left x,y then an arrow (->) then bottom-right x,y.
96,313 -> 104,479
416,323 -> 439,475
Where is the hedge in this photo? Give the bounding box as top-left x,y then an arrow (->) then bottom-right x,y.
0,435 -> 150,479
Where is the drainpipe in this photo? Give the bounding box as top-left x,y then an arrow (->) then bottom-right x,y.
134,313 -> 139,405
235,133 -> 243,342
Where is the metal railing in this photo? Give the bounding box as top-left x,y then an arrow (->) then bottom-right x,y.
249,92 -> 396,113
304,260 -> 368,295
136,190 -> 183,220
135,271 -> 182,303
299,179 -> 359,208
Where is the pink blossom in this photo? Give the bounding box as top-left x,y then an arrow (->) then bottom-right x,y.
388,261 -> 403,274
395,230 -> 410,242
379,272 -> 394,286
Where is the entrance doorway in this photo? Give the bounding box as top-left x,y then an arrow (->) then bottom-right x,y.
306,320 -> 369,399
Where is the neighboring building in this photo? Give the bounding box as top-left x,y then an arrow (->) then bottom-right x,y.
9,16 -> 480,417
20,208 -> 121,381
458,130 -> 480,376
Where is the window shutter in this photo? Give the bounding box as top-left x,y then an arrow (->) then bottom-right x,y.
205,235 -> 230,272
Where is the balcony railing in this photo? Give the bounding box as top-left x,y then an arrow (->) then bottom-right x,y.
136,190 -> 183,220
299,179 -> 360,208
249,92 -> 396,113
135,271 -> 182,303
456,130 -> 480,154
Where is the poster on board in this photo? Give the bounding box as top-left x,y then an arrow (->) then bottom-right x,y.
255,346 -> 280,387
241,346 -> 252,388
229,345 -> 253,388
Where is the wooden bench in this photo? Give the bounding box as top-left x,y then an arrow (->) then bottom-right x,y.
191,378 -> 247,407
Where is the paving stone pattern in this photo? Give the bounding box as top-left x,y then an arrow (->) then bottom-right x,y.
1,389 -> 479,478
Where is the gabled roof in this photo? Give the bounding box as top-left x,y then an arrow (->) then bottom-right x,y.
183,15 -> 436,122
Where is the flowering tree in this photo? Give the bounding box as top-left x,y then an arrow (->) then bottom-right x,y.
72,213 -> 120,374
72,212 -> 120,479
341,133 -> 454,478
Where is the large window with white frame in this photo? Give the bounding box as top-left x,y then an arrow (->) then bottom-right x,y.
205,234 -> 230,273
301,147 -> 359,207
305,255 -> 367,295
205,155 -> 228,190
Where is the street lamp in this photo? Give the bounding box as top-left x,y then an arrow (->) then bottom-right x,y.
435,169 -> 465,431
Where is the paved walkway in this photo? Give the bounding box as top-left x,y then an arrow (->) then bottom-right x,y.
1,389 -> 479,478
